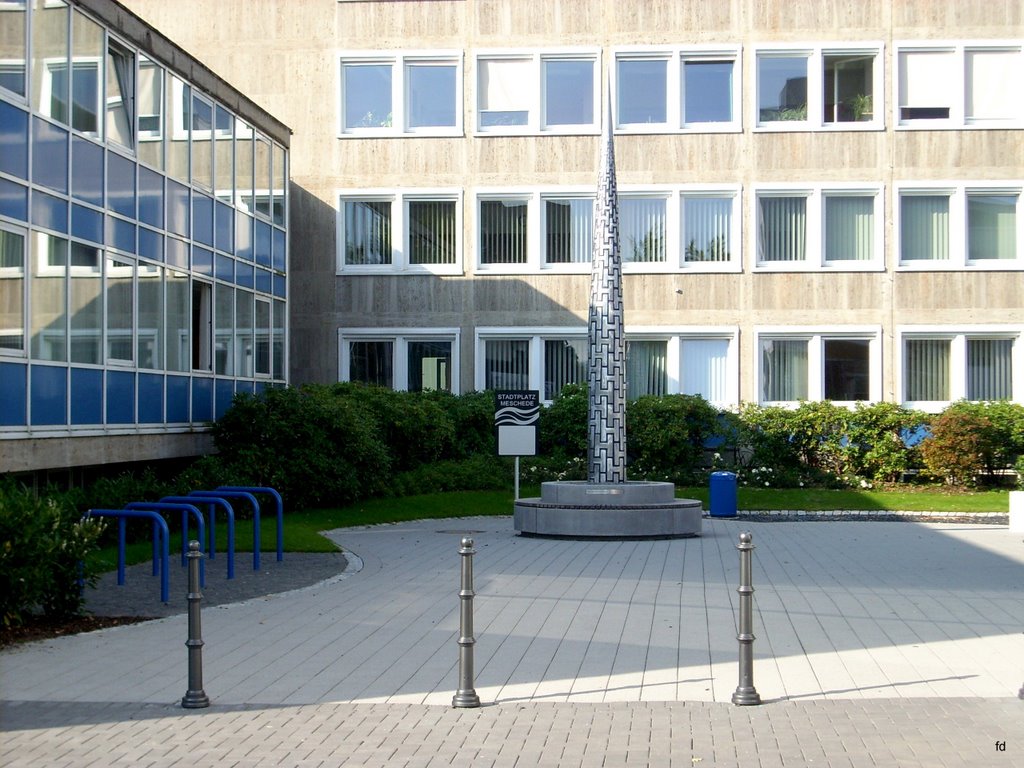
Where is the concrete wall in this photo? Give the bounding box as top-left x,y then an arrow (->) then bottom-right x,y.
119,0 -> 1024,400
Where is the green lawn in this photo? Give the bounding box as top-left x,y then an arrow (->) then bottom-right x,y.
91,486 -> 1011,572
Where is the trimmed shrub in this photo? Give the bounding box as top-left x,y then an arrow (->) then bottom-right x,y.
540,384 -> 588,460
627,394 -> 721,482
0,481 -> 105,626
919,406 -> 994,486
845,402 -> 924,482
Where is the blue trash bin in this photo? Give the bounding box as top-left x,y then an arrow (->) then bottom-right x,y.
709,471 -> 737,518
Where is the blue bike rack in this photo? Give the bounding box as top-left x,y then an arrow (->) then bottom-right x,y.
216,486 -> 284,563
125,502 -> 205,587
85,509 -> 170,603
160,495 -> 235,580
189,490 -> 263,570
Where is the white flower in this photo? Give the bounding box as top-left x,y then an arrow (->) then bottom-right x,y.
764,481 -> 770,487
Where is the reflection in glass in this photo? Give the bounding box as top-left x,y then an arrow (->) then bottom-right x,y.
106,255 -> 133,361
824,339 -> 870,401
0,2 -> 27,96
544,198 -> 592,264
272,299 -> 285,380
137,262 -> 161,369
191,94 -> 213,189
543,59 -> 593,127
255,298 -> 270,375
68,242 -> 100,363
344,200 -> 391,265
683,60 -> 733,124
272,143 -> 285,226
166,74 -> 189,182
235,289 -> 253,376
349,340 -> 392,387
71,10 -> 102,136
407,62 -> 456,128
408,340 -> 451,392
478,58 -> 530,127
32,0 -> 69,123
137,55 -> 164,169
824,53 -> 873,123
761,338 -> 808,401
343,63 -> 392,128
683,196 -> 732,262
71,134 -> 103,205
214,282 -> 233,375
214,106 -> 233,202
165,269 -> 189,371
758,55 -> 808,122
617,59 -> 666,124
235,118 -> 253,209
0,228 -> 25,351
106,41 -> 134,147
254,137 -> 271,218
620,197 -> 666,262
31,232 -> 68,361
968,194 -> 1017,261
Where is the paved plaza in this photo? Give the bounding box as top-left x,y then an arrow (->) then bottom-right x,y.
2,515 -> 1022,766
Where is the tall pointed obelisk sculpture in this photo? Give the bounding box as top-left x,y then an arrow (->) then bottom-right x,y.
587,96 -> 627,484
513,83 -> 702,539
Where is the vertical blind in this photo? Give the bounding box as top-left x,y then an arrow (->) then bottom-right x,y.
904,339 -> 949,401
544,339 -> 587,399
480,200 -> 528,264
408,199 -> 456,265
758,196 -> 806,262
825,195 -> 874,261
761,339 -> 808,401
967,338 -> 1012,400
344,200 -> 391,265
900,195 -> 949,261
626,340 -> 667,399
967,194 -> 1017,261
681,339 -> 728,402
683,197 -> 732,262
545,199 -> 593,264
485,339 -> 529,390
620,198 -> 666,262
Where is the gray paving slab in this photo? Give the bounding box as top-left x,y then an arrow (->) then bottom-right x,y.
2,516 -> 1023,766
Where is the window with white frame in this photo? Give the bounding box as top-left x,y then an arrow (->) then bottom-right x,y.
477,188 -> 740,272
0,226 -> 26,353
897,43 -> 1024,127
756,186 -> 882,269
478,329 -> 737,405
338,191 -> 462,273
758,330 -> 880,404
477,50 -> 598,133
615,48 -> 740,132
339,52 -> 461,135
901,330 -> 1020,407
898,184 -> 1022,268
756,45 -> 882,129
340,330 -> 459,393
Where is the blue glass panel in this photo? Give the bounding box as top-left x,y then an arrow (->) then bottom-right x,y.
215,201 -> 234,253
272,227 -> 286,272
254,219 -> 272,267
166,374 -> 190,422
254,382 -> 267,395
71,135 -> 103,205
32,118 -> 68,193
0,362 -> 28,426
106,216 -> 136,254
191,377 -> 213,422
71,204 -> 102,243
138,165 -> 164,228
235,261 -> 254,288
166,236 -> 188,269
215,379 -> 234,420
0,101 -> 28,179
235,379 -> 254,395
255,268 -> 272,294
70,367 -> 102,425
106,370 -> 135,424
0,177 -> 28,221
138,227 -> 163,262
193,192 -> 214,246
167,179 -> 190,237
273,274 -> 286,298
30,364 -> 67,426
236,210 -> 252,260
107,152 -> 136,218
138,373 -> 164,423
215,254 -> 234,282
31,191 -> 68,233
192,246 -> 213,276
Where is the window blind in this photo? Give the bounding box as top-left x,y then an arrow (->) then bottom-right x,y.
967,194 -> 1016,261
900,195 -> 949,261
967,338 -> 1012,400
904,339 -> 949,401
544,339 -> 587,399
485,338 -> 529,390
344,200 -> 391,265
408,199 -> 456,265
825,195 -> 874,261
683,197 -> 731,262
480,200 -> 528,264
626,340 -> 667,399
966,50 -> 1018,122
621,198 -> 666,262
761,339 -> 808,401
758,196 -> 806,262
545,199 -> 592,264
681,339 -> 728,402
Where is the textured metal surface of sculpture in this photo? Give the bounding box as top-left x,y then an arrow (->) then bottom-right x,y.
587,103 -> 627,484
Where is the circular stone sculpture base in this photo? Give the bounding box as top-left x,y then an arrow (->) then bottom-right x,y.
514,481 -> 702,539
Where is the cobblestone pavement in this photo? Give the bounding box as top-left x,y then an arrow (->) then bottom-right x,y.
2,516 -> 1022,766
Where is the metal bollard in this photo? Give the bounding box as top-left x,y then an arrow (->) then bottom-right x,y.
731,531 -> 761,706
181,541 -> 210,709
452,537 -> 481,708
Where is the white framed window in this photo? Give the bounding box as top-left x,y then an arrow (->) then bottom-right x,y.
896,42 -> 1024,128
897,183 -> 1023,269
754,184 -> 883,270
339,328 -> 460,393
0,225 -> 26,355
476,327 -> 738,406
337,189 -> 462,274
339,51 -> 462,136
614,47 -> 740,133
755,44 -> 883,130
476,186 -> 741,274
899,327 -> 1021,410
476,49 -> 599,134
756,328 -> 881,405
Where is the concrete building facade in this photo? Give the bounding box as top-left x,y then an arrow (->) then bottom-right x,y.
0,0 -> 290,477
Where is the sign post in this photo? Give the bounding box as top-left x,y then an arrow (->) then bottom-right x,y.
494,390 -> 540,500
